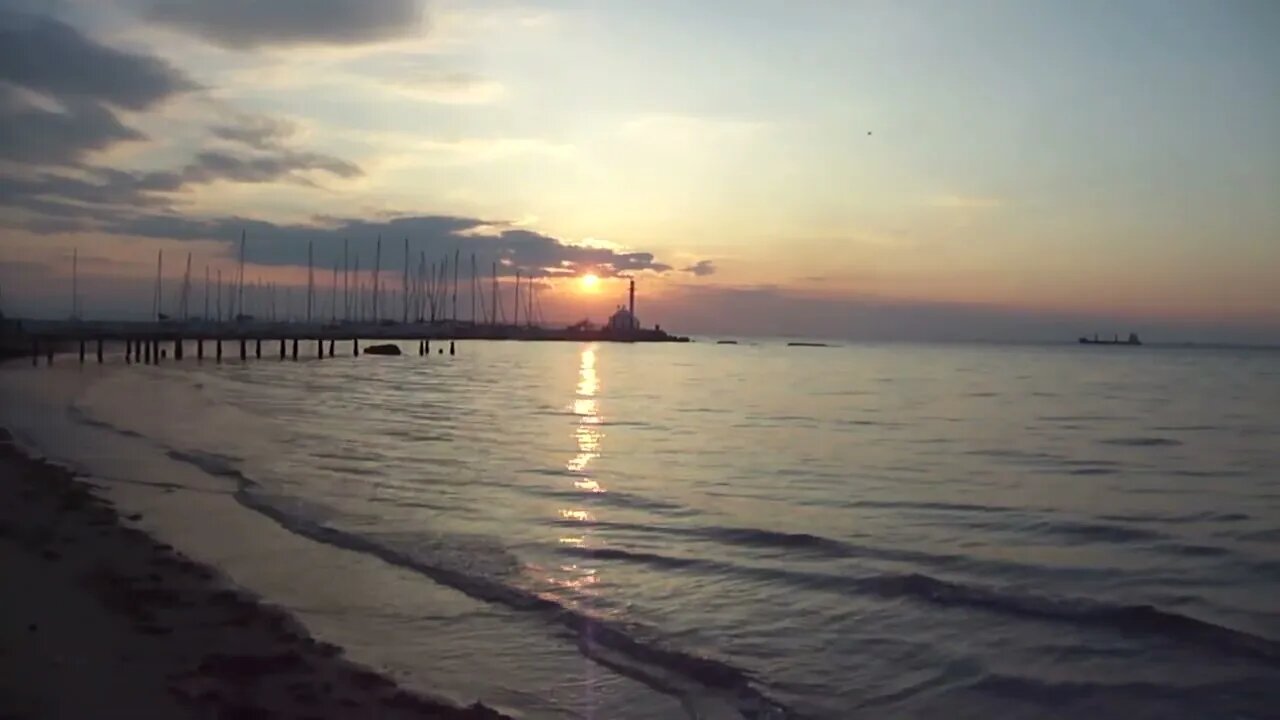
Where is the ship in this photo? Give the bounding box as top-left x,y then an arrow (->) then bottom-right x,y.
1079,332 -> 1142,346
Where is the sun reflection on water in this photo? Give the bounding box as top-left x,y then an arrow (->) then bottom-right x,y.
548,345 -> 609,612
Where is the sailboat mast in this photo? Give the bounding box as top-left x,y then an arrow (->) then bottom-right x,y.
331,260 -> 338,323
70,248 -> 78,320
372,236 -> 381,322
306,240 -> 314,324
236,230 -> 245,320
181,252 -> 192,321
402,237 -> 410,324
154,249 -> 164,321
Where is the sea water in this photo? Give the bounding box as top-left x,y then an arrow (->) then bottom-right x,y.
2,340 -> 1278,719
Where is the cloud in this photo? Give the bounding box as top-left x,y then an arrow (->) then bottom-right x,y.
0,87 -> 145,164
682,260 -> 716,277
0,9 -> 195,110
210,114 -> 297,150
1,203 -> 682,279
382,71 -> 505,104
0,9 -> 195,166
175,150 -> 361,185
146,0 -> 426,49
929,195 -> 1003,210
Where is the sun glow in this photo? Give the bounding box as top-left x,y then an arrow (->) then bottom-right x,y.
579,273 -> 600,292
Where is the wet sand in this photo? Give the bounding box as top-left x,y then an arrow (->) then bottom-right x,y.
0,427 -> 508,720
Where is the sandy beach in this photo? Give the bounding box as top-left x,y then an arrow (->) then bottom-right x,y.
0,426 -> 508,720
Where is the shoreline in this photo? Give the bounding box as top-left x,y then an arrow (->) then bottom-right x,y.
0,426 -> 508,719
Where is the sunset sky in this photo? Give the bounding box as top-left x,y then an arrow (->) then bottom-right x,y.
1,0 -> 1277,341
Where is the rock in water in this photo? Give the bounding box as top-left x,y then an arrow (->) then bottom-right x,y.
362,344 -> 402,356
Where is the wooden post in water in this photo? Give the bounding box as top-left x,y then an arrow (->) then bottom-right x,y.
79,340 -> 85,363
279,338 -> 285,360
353,339 -> 359,357
449,340 -> 455,356
96,338 -> 103,364
125,338 -> 131,363
154,339 -> 161,364
175,338 -> 183,361
328,339 -> 335,357
239,338 -> 247,361
291,338 -> 298,361
317,338 -> 323,358
31,338 -> 38,366
144,339 -> 152,364
216,339 -> 222,362
47,343 -> 54,365
425,339 -> 429,354
255,339 -> 261,359
418,340 -> 424,356
197,338 -> 204,361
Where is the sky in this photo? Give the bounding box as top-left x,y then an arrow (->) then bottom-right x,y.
1,0 -> 1277,341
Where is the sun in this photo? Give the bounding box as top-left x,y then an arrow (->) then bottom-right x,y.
579,273 -> 601,292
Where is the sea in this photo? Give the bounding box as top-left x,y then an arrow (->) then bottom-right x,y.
2,339 -> 1278,719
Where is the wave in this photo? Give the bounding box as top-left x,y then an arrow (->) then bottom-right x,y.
561,547 -> 1280,665
1099,437 -> 1184,447
66,404 -> 143,438
147,449 -> 794,720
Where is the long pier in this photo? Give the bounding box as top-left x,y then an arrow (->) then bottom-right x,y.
2,319 -> 688,365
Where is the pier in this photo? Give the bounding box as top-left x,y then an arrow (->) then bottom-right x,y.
4,319 -> 688,366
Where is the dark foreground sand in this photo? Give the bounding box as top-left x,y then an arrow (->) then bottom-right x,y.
0,427 -> 508,720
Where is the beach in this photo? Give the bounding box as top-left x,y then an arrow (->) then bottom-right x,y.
0,425 -> 506,720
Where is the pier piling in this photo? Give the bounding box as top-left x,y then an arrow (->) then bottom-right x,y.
317,339 -> 323,358
125,338 -> 132,363
256,339 -> 262,359
96,339 -> 104,364
425,340 -> 430,354
449,341 -> 455,356
353,339 -> 359,357
292,339 -> 298,361
328,339 -> 334,357
197,339 -> 204,360
279,339 -> 285,360
418,340 -> 424,356
144,339 -> 152,364
240,339 -> 247,361
216,339 -> 222,362
175,339 -> 183,361
79,340 -> 85,364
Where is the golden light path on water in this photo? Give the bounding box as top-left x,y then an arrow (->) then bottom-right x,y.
545,344 -> 604,608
